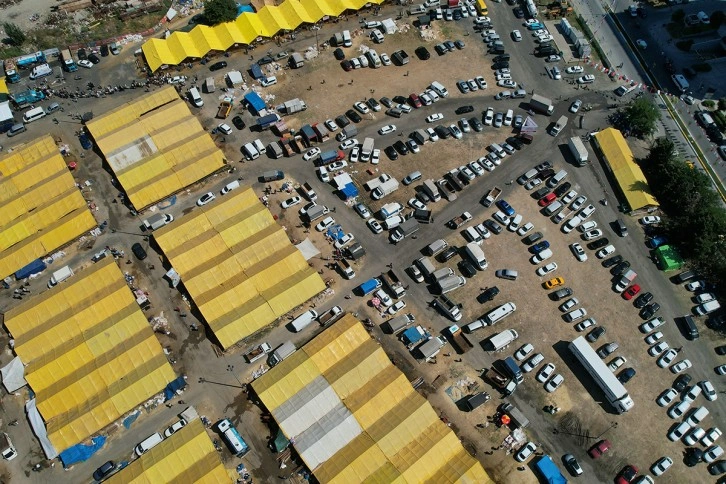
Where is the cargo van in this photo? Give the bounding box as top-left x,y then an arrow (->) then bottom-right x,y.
370,30 -> 384,44
485,302 -> 517,326
430,81 -> 449,98
415,256 -> 435,277
23,107 -> 46,124
48,265 -> 74,288
502,356 -> 524,383
290,309 -> 318,332
243,143 -> 259,160
29,63 -> 52,80
221,180 -> 240,195
615,219 -> 628,237
253,139 -> 266,154
135,433 -> 164,456
403,171 -> 422,185
678,315 -> 699,340
464,227 -> 483,245
465,243 -> 488,270
426,239 -> 448,256
546,169 -> 568,188
269,341 -> 296,366
188,87 -> 203,107
342,30 -> 352,47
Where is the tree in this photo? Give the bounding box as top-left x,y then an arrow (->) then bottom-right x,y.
621,97 -> 660,138
671,9 -> 685,24
204,0 -> 238,25
711,10 -> 725,28
2,22 -> 26,46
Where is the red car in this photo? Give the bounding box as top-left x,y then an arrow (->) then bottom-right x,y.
538,193 -> 557,207
588,439 -> 611,459
622,284 -> 641,300
615,465 -> 638,484
408,93 -> 422,108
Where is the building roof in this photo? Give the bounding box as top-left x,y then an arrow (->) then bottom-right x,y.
4,258 -> 176,452
141,0 -> 385,72
153,186 -> 326,349
0,135 -> 97,279
84,86 -> 226,210
106,419 -> 231,483
252,314 -> 491,483
594,128 -> 658,211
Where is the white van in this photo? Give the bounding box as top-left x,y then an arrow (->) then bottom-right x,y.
253,139 -> 266,154
489,143 -> 506,158
135,432 -> 164,456
23,107 -> 47,124
432,267 -> 455,282
370,30 -> 384,44
342,30 -> 352,47
430,81 -> 449,98
29,63 -> 52,80
485,302 -> 517,326
221,180 -> 240,195
188,87 -> 203,107
695,300 -> 721,316
546,169 -> 568,188
426,239 -> 448,256
291,309 -> 319,332
415,256 -> 435,277
242,143 -> 259,160
464,227 -> 483,245
463,318 -> 487,333
465,242 -> 488,270
48,265 -> 74,288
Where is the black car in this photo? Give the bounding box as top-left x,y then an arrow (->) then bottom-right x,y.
438,246 -> 459,262
257,55 -> 275,65
333,48 -> 345,60
380,96 -> 393,108
77,48 -> 87,60
346,109 -> 362,123
335,115 -> 350,128
478,286 -> 500,303
415,46 -> 431,60
131,243 -> 147,260
611,260 -> 631,275
532,187 -> 551,199
617,367 -> 636,383
552,288 -> 573,300
366,98 -> 380,111
340,59 -> 353,71
209,61 -> 228,71
553,182 -> 572,197
535,161 -> 553,172
93,461 -> 117,481
586,327 -> 606,343
513,7 -> 525,18
384,145 -> 398,160
470,117 -> 484,132
392,95 -> 408,105
685,447 -> 704,467
587,238 -> 610,250
538,168 -> 556,180
232,116 -> 246,130
639,302 -> 661,319
673,373 -> 692,392
393,140 -> 409,155
452,8 -> 462,20
484,219 -> 503,235
523,231 -> 543,245
435,125 -> 450,139
708,460 -> 726,476
454,40 -> 465,50
633,291 -> 653,309
506,137 -> 523,149
455,105 -> 474,115
492,61 -> 509,70
458,260 -> 477,278
602,254 -> 623,268
88,53 -> 100,64
716,345 -> 726,356
100,44 -> 109,56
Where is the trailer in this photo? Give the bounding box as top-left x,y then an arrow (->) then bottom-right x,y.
318,306 -> 343,327
256,113 -> 281,130
60,49 -> 77,72
381,269 -> 407,298
569,336 -> 634,413
447,211 -> 472,229
482,186 -> 502,207
390,218 -> 420,243
568,136 -> 589,166
357,277 -> 382,296
530,93 -> 554,115
385,313 -> 415,334
244,342 -> 272,363
447,324 -> 473,354
0,103 -> 15,134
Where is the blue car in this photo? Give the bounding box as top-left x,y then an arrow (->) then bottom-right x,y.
527,22 -> 544,30
530,241 -> 550,253
496,199 -> 516,217
646,235 -> 668,249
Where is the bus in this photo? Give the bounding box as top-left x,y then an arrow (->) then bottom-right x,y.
216,418 -> 250,457
476,0 -> 488,15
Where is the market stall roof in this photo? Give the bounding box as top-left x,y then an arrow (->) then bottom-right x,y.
0,135 -> 97,279
141,0 -> 386,72
154,187 -> 326,349
85,86 -> 226,211
106,418 -> 230,483
252,314 -> 491,483
3,258 -> 176,453
594,128 -> 658,211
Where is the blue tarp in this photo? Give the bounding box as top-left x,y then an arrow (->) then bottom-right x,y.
123,410 -> 140,429
326,225 -> 344,240
401,327 -> 426,346
237,4 -> 254,16
59,436 -> 106,467
15,258 -> 46,280
340,183 -> 359,199
300,124 -> 316,143
244,92 -> 266,115
534,455 -> 568,484
163,376 -> 187,401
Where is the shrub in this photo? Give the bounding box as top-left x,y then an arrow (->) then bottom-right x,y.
676,39 -> 693,52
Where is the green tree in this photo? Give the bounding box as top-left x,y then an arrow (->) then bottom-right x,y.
671,9 -> 685,23
711,10 -> 725,27
718,97 -> 726,111
204,0 -> 238,25
621,97 -> 660,138
2,22 -> 26,46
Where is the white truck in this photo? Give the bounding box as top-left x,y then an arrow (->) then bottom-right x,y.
390,218 -> 420,243
422,179 -> 441,202
365,173 -> 391,192
244,342 -> 272,363
0,433 -> 17,461
361,137 -> 375,162
142,213 -> 174,231
486,329 -> 519,351
549,115 -> 568,136
417,336 -> 447,361
269,341 -> 296,366
568,137 -> 589,166
372,178 -> 399,200
437,274 -> 466,294
569,336 -> 634,413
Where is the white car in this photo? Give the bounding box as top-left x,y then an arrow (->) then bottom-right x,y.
449,125 -> 463,139
328,160 -> 348,171
562,216 -> 582,233
281,196 -> 301,208
497,79 -> 517,89
704,445 -> 724,464
339,139 -> 358,150
701,428 -> 723,447
559,298 -> 579,312
354,102 -> 370,114
408,198 -> 427,210
468,161 -> 485,176
318,166 -> 330,182
518,222 -> 534,236
475,76 -> 487,89
324,119 -> 339,131
522,353 -> 544,372
334,233 -> 355,249
685,280 -> 705,292
484,107 -> 494,125
577,74 -> 595,84
668,421 -> 692,441
657,348 -> 677,368
582,229 -> 602,241
570,243 -> 587,262
644,331 -> 663,345
536,262 -> 557,276
564,308 -> 587,322
515,343 -> 534,361
260,76 -> 277,87
524,178 -> 542,190
574,318 -> 596,332
579,204 -> 596,219
607,356 -> 626,372
511,30 -> 522,41
648,341 -> 669,356
78,59 -> 94,69
667,400 -> 691,419
371,149 -> 380,165
164,419 -> 188,438
196,192 -> 216,206
545,374 -> 564,392
570,195 -> 587,211
426,113 -> 444,123
700,380 -> 717,401
640,216 -> 661,225
374,289 -> 392,307
515,442 -> 537,462
641,317 -> 666,334
378,124 -> 397,135
303,147 -> 321,161
683,385 -> 703,404
566,66 -> 584,74
350,147 -> 360,163
569,100 -> 582,113
671,359 -> 692,374
316,216 -> 336,231
426,127 -> 440,141
562,190 -> 578,205
217,123 -> 233,135
596,245 -> 616,259
380,53 -> 391,65
388,300 -> 407,315
367,218 -> 383,234
657,388 -> 678,407
536,363 -> 555,383
684,427 -> 707,446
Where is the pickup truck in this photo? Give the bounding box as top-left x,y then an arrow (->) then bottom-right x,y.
447,211 -> 472,229
244,342 -> 272,363
482,186 -> 502,207
302,182 -> 317,201
381,269 -> 406,298
217,100 -> 232,119
318,306 -> 343,327
447,324 -> 473,354
486,366 -> 517,396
